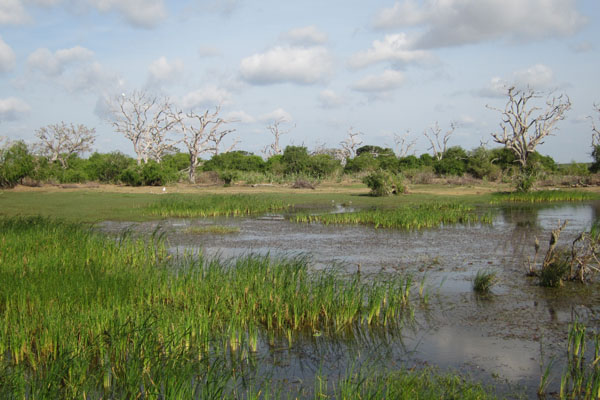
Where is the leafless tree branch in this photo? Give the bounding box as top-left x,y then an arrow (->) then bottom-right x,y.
590,103 -> 600,148
339,127 -> 363,161
423,122 -> 456,161
109,90 -> 177,165
263,119 -> 293,157
34,122 -> 96,168
393,130 -> 417,157
487,86 -> 571,169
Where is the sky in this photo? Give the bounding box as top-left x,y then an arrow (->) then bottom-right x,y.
0,0 -> 599,162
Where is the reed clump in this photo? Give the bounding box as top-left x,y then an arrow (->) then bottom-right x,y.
292,203 -> 492,230
473,270 -> 497,294
145,194 -> 290,218
490,190 -> 596,204
0,216 -> 415,398
560,321 -> 600,399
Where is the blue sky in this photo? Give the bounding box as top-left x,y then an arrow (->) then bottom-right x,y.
1,0 -> 599,162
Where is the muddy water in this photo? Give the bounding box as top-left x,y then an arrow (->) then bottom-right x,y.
98,201 -> 600,397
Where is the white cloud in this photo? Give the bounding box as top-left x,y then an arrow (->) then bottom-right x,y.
88,0 -> 167,28
351,69 -> 405,93
0,97 -> 30,121
0,0 -> 30,25
0,36 -> 16,73
258,108 -> 293,122
147,56 -> 184,87
512,64 -> 554,89
477,64 -> 555,97
374,0 -> 586,48
181,86 -> 233,109
240,45 -> 333,85
281,25 -> 328,45
27,46 -> 94,76
318,89 -> 345,109
225,110 -> 256,123
348,34 -> 434,69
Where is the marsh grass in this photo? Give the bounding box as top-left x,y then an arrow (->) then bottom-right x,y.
145,194 -> 290,218
473,270 -> 497,294
560,321 -> 600,399
0,216 -> 418,398
490,190 -> 596,204
292,202 -> 492,230
185,225 -> 240,234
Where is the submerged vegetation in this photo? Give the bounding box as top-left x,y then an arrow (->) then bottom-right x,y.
491,190 -> 597,204
0,216 -> 425,398
293,202 -> 493,230
145,194 -> 290,218
185,225 -> 240,234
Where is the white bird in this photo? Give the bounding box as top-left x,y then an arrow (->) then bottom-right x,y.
162,187 -> 166,193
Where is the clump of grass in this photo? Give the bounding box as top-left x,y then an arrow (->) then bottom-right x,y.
0,216 -> 416,398
473,270 -> 497,294
490,190 -> 596,204
560,321 -> 600,399
293,202 -> 491,230
539,249 -> 571,287
185,225 -> 240,234
323,366 -> 496,400
145,194 -> 289,217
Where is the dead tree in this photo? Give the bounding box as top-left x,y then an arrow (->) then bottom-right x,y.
393,130 -> 416,157
170,107 -> 234,183
109,91 -> 177,165
263,119 -> 293,157
34,122 -> 96,168
423,122 -> 455,161
488,87 -> 571,169
208,130 -> 239,156
339,127 -> 363,161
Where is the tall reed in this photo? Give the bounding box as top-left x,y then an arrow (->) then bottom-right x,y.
292,202 -> 492,230
490,190 -> 597,204
0,216 -> 416,398
145,194 -> 290,218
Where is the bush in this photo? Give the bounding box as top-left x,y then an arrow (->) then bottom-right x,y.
265,155 -> 285,175
218,170 -> 238,186
344,153 -> 379,173
362,170 -> 406,197
308,153 -> 341,178
119,166 -> 143,186
86,152 -> 134,183
141,160 -> 177,186
0,141 -> 34,188
204,151 -> 265,172
282,146 -> 310,175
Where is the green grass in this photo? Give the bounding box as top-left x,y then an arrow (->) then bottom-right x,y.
560,321 -> 600,399
490,190 -> 597,204
0,216 -> 419,398
185,225 -> 240,234
145,194 -> 290,217
292,202 -> 493,230
473,270 -> 497,293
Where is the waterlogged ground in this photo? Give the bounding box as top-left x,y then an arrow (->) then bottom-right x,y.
98,201 -> 600,397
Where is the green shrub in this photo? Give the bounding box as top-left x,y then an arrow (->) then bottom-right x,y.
204,151 -> 265,172
308,153 -> 341,178
218,170 -> 238,186
282,146 -> 310,175
0,141 -> 34,188
119,166 -> 143,186
362,170 -> 406,197
344,153 -> 379,173
85,151 -> 135,183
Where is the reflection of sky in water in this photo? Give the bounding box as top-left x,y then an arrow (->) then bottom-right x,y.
96,202 -> 598,396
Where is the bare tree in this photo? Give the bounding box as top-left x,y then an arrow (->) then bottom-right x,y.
423,122 -> 456,161
208,130 -> 239,156
35,122 -> 96,168
263,119 -> 293,157
109,91 -> 177,165
393,130 -> 416,157
339,127 -> 363,161
488,87 -> 571,169
170,107 -> 234,183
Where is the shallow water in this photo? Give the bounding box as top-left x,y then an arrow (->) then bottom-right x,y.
98,201 -> 600,397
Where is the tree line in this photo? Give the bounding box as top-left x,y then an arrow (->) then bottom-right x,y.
1,87 -> 599,191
